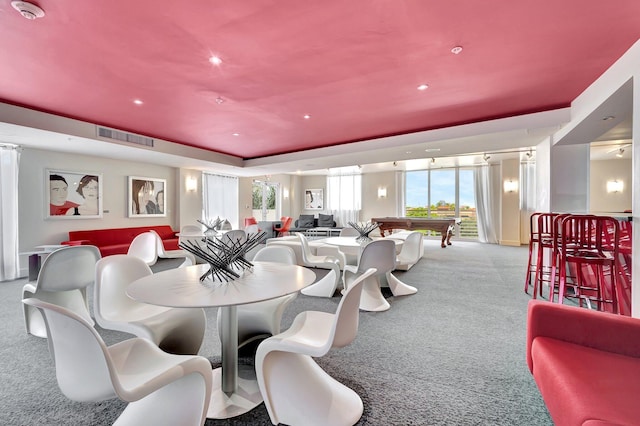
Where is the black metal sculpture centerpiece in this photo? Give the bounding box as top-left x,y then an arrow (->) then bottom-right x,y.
179,231 -> 266,282
348,221 -> 380,244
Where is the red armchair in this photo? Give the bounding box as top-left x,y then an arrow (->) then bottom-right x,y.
273,216 -> 292,237
527,299 -> 640,425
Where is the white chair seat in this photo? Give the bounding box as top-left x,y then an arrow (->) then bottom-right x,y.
150,230 -> 194,267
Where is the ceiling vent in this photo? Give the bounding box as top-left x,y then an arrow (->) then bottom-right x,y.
97,126 -> 154,147
11,1 -> 45,19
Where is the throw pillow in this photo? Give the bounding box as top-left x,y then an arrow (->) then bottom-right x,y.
298,214 -> 315,228
317,214 -> 334,227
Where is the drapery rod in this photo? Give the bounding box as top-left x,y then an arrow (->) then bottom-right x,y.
0,143 -> 21,150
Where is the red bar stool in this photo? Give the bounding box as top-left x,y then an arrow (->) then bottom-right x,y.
556,215 -> 619,313
524,212 -> 557,298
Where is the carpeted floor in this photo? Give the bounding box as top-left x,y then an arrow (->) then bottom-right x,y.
0,239 -> 552,425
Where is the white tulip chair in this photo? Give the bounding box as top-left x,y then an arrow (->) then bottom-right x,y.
94,255 -> 206,355
256,267 -> 377,426
343,239 -> 396,312
149,229 -> 195,267
22,245 -> 101,338
297,233 -> 341,297
23,298 -> 212,426
385,231 -> 422,296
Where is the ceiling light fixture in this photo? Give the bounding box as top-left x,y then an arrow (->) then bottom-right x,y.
133,99 -> 143,105
451,46 -> 463,55
431,157 -> 436,163
525,149 -> 533,159
209,56 -> 222,65
215,97 -> 224,104
616,148 -> 625,158
602,115 -> 615,121
483,153 -> 491,162
417,84 -> 429,91
11,1 -> 45,19
232,133 -> 239,137
303,114 -> 311,119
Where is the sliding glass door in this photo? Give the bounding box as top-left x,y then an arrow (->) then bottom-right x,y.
405,168 -> 477,239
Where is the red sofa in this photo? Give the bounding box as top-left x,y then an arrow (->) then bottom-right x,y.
527,299 -> 640,426
61,225 -> 179,257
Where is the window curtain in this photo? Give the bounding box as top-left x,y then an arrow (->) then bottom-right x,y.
0,145 -> 21,281
473,165 -> 498,244
326,174 -> 361,227
520,161 -> 536,244
202,173 -> 239,229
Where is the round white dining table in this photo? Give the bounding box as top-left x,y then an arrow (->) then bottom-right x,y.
127,261 -> 316,419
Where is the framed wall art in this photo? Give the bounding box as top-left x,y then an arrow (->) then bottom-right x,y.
304,188 -> 323,210
46,169 -> 103,219
128,176 -> 166,217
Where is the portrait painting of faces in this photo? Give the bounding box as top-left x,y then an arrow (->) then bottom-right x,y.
45,169 -> 103,219
304,188 -> 323,210
128,176 -> 166,217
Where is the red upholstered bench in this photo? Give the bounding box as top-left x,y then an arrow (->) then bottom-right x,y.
527,300 -> 640,426
61,225 -> 179,257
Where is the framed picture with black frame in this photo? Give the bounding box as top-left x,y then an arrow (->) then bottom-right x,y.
45,169 -> 103,219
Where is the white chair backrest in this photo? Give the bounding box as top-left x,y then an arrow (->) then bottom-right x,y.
223,229 -> 247,245
358,240 -> 396,274
296,233 -> 313,262
22,298 -> 115,402
398,231 -> 423,263
37,245 -> 101,292
331,268 -> 377,348
94,255 -> 154,321
181,225 -> 202,235
253,246 -> 296,265
127,232 -> 158,265
245,224 -> 259,234
339,227 -> 359,237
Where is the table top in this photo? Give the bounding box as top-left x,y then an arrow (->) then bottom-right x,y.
323,236 -> 403,248
127,261 -> 316,308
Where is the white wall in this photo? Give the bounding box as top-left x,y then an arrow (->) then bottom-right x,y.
361,171 -> 396,222
500,158 -> 520,246
589,159 -> 632,212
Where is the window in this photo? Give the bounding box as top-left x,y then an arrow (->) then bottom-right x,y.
202,173 -> 239,228
405,168 -> 477,238
327,174 -> 361,226
252,180 -> 280,221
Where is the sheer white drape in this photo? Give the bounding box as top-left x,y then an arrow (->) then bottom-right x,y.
520,161 -> 537,244
0,145 -> 20,281
326,174 -> 361,227
202,173 -> 239,229
473,165 -> 499,244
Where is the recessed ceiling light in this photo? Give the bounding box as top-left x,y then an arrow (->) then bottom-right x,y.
303,114 -> 311,119
232,133 -> 239,137
602,115 -> 615,121
425,148 -> 440,152
209,56 -> 222,65
405,151 -> 411,154
451,46 -> 463,55
133,99 -> 143,105
417,84 -> 429,91
215,97 -> 224,104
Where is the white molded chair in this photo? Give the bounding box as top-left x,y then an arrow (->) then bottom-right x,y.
127,232 -> 158,266
338,227 -> 360,266
23,298 -> 212,426
181,225 -> 203,235
385,232 -> 422,296
216,245 -> 298,349
94,255 -> 206,355
149,230 -> 195,267
256,267 -> 377,426
297,233 -> 341,297
343,239 -> 397,312
22,245 -> 101,338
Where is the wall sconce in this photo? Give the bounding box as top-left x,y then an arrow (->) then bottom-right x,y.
378,187 -> 387,198
503,179 -> 518,193
607,180 -> 623,193
185,177 -> 197,192
283,188 -> 289,199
